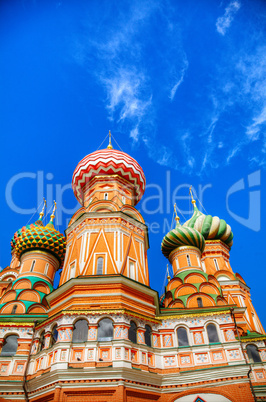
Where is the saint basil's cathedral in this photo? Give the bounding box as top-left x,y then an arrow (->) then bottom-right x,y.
0,134 -> 265,402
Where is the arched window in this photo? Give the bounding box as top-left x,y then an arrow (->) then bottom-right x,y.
0,335 -> 18,356
45,263 -> 49,275
97,318 -> 113,341
186,255 -> 191,267
214,258 -> 219,271
128,321 -> 137,343
197,297 -> 203,308
72,319 -> 88,343
104,193 -> 108,200
96,257 -> 104,275
50,325 -> 58,346
38,331 -> 46,352
30,260 -> 36,272
207,323 -> 219,343
177,327 -> 189,346
246,344 -> 262,363
144,325 -> 152,347
11,305 -> 17,314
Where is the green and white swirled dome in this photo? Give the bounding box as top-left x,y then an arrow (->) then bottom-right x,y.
183,201 -> 233,248
161,217 -> 205,258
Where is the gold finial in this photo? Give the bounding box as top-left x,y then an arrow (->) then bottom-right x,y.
174,203 -> 180,224
167,264 -> 171,282
39,198 -> 47,220
107,130 -> 113,149
189,186 -> 197,206
50,200 -> 57,222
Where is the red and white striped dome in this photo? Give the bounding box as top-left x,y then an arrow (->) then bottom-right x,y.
72,149 -> 146,205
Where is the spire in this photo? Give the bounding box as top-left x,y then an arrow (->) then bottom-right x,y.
36,198 -> 46,225
107,130 -> 113,149
174,203 -> 181,228
166,264 -> 171,282
189,186 -> 197,209
47,201 -> 57,228
38,197 -> 47,220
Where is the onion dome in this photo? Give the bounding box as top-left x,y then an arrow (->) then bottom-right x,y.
161,214 -> 205,258
72,134 -> 146,206
183,202 -> 233,248
11,203 -> 66,267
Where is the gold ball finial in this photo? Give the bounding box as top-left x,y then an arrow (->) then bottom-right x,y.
107,130 -> 113,149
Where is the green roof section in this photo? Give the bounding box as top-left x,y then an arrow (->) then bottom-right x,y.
12,276 -> 53,292
183,203 -> 233,248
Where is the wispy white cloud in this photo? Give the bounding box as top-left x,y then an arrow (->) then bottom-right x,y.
169,58 -> 189,101
102,69 -> 152,123
216,1 -> 241,36
71,0 -> 265,174
130,126 -> 140,143
246,106 -> 266,141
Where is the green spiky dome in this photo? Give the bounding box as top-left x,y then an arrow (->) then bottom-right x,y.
11,219 -> 66,266
161,220 -> 205,258
183,203 -> 233,248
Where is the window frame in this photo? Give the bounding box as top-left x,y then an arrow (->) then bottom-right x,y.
0,335 -> 19,357
128,320 -> 137,344
97,318 -> 114,342
246,344 -> 262,363
206,323 -> 220,343
72,319 -> 89,343
176,327 -> 189,347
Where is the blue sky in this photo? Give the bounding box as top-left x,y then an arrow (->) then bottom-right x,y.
1,0 -> 266,326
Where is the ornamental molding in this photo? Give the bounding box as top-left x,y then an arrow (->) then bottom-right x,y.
157,309 -> 231,320
0,322 -> 34,327
0,271 -> 19,281
66,211 -> 146,236
241,336 -> 266,343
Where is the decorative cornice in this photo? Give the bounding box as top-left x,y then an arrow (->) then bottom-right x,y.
0,322 -> 35,327
63,308 -> 161,324
241,336 -> 266,343
157,309 -> 231,320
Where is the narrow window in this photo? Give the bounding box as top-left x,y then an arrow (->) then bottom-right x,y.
38,331 -> 46,351
104,193 -> 108,200
0,335 -> 18,356
128,321 -> 137,343
214,258 -> 219,271
72,320 -> 88,343
45,263 -> 49,275
207,323 -> 219,343
96,257 -> 104,275
186,255 -> 191,267
129,261 -> 135,280
50,325 -> 58,346
144,325 -> 152,347
246,344 -> 262,363
197,297 -> 203,308
70,262 -> 76,279
177,327 -> 189,346
11,305 -> 17,314
30,260 -> 36,272
97,318 -> 113,341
